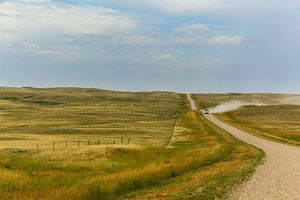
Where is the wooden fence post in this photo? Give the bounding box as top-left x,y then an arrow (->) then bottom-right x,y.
78,140 -> 80,147
53,141 -> 55,151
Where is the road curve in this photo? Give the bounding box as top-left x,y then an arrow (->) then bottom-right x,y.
187,95 -> 300,200
204,112 -> 300,200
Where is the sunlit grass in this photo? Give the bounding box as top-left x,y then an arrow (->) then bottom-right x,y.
0,88 -> 263,199
193,93 -> 300,146
0,87 -> 183,147
0,110 -> 263,199
192,93 -> 295,108
216,105 -> 300,146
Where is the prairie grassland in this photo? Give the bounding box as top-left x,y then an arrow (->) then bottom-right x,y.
0,87 -> 183,147
192,93 -> 290,109
193,93 -> 300,146
0,110 -> 263,199
0,88 -> 263,199
216,105 -> 300,146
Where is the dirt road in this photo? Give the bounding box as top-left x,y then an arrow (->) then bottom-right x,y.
187,94 -> 197,110
187,94 -> 300,199
204,112 -> 300,199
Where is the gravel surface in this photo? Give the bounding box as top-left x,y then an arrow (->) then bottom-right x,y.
187,94 -> 197,110
203,112 -> 300,200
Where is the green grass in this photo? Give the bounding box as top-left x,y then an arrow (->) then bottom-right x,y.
121,110 -> 263,200
0,112 -> 262,199
0,88 -> 263,199
216,105 -> 300,146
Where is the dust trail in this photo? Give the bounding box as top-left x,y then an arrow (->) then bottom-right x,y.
209,100 -> 265,113
209,95 -> 300,114
278,96 -> 300,105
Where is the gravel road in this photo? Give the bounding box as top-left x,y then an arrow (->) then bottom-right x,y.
187,94 -> 300,199
203,111 -> 300,200
187,94 -> 197,110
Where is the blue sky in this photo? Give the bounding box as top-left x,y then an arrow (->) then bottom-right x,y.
0,0 -> 299,93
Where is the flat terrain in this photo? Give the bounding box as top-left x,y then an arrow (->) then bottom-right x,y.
216,105 -> 300,146
0,88 -> 262,199
203,112 -> 300,200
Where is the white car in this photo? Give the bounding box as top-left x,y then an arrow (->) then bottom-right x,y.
205,109 -> 209,114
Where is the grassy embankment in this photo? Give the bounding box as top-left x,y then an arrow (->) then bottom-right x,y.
216,105 -> 300,146
193,93 -> 300,146
0,88 -> 263,199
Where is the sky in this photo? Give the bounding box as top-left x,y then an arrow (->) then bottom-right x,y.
0,0 -> 300,93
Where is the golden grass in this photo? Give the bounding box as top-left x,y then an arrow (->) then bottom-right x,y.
0,88 -> 263,199
193,93 -> 300,146
0,87 -> 183,147
192,93 -> 297,108
122,111 -> 263,200
216,105 -> 300,146
0,109 -> 263,199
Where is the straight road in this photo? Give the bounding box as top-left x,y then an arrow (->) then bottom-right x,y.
187,94 -> 300,200
187,94 -> 197,110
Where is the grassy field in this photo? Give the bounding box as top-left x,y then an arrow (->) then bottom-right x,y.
192,93 -> 300,146
192,93 -> 289,109
0,87 -> 183,147
216,105 -> 300,146
0,88 -> 263,199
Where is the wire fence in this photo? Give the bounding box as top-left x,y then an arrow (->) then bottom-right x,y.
165,118 -> 177,147
3,137 -> 132,155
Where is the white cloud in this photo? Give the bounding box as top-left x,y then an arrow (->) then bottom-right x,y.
113,0 -> 300,20
115,35 -> 156,46
116,0 -> 252,16
175,35 -> 205,45
174,24 -> 210,34
173,23 -> 233,45
175,33 -> 244,46
208,35 -> 244,45
154,53 -> 175,61
126,0 -> 227,16
0,0 -> 136,46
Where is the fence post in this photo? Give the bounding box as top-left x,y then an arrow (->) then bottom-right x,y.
78,140 -> 80,147
66,140 -> 68,148
53,141 -> 55,151
121,137 -> 123,144
98,139 -> 100,145
37,144 -> 39,153
88,140 -> 90,145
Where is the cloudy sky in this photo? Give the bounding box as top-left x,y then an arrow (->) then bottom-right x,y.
0,0 -> 299,93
